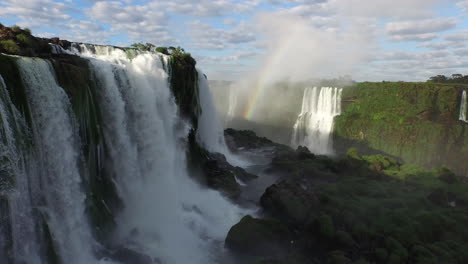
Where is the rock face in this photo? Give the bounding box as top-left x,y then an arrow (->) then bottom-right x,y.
225,128 -> 291,153
334,82 -> 468,177
188,131 -> 257,199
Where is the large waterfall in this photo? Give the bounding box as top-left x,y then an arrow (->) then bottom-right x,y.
0,45 -> 247,264
291,87 -> 342,155
460,90 -> 467,123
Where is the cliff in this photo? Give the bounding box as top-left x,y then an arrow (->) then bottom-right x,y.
334,82 -> 468,176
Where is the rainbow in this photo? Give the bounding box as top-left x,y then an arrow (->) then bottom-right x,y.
242,36 -> 295,120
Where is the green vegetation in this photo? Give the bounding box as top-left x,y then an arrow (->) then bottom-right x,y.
0,24 -> 50,56
168,46 -> 199,128
130,42 -> 155,51
234,144 -> 468,264
0,40 -> 20,54
428,74 -> 468,84
312,149 -> 468,263
334,82 -> 468,177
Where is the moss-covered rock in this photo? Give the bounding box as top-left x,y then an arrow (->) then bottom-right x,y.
227,137 -> 468,263
261,181 -> 318,226
0,24 -> 51,56
168,49 -> 200,128
225,215 -> 293,257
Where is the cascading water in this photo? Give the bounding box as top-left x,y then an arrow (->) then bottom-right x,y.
291,87 -> 342,155
0,75 -> 41,264
197,70 -> 230,154
72,44 -> 248,264
460,90 -> 467,123
16,57 -> 99,264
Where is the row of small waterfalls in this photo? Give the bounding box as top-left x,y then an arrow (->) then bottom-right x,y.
0,44 -> 246,264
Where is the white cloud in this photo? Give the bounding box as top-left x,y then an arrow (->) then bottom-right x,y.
88,1 -> 175,45
187,21 -> 256,50
0,0 -> 74,28
386,18 -> 457,35
457,0 -> 468,12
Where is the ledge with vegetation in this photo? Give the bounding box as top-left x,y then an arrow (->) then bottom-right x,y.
334,81 -> 468,177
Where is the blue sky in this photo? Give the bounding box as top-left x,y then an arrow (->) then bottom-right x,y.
2,0 -> 468,81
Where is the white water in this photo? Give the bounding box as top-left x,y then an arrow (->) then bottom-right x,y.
460,90 -> 467,123
227,86 -> 238,123
16,58 -> 99,264
291,87 -> 342,155
197,70 -> 230,155
0,75 -> 41,263
74,45 -> 248,264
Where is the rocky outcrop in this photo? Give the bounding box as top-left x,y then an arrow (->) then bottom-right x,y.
0,24 -> 51,57
224,128 -> 292,153
188,131 -> 257,199
260,181 -> 318,226
226,142 -> 468,264
225,215 -> 293,257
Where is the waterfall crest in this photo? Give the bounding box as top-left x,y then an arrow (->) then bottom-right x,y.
291,87 -> 342,155
460,90 -> 467,123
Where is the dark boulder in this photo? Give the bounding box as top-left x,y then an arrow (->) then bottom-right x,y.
225,215 -> 293,257
260,181 -> 318,226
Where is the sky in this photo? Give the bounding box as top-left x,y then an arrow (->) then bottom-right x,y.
2,0 -> 468,81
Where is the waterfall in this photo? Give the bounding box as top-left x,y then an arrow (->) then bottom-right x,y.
16,58 -> 100,264
0,75 -> 41,264
291,87 -> 342,155
196,70 -> 229,154
72,44 -> 247,264
460,90 -> 467,123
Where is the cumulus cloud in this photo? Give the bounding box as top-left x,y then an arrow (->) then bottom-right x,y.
88,1 -> 174,45
386,18 -> 457,42
457,0 -> 468,12
0,0 -> 74,28
162,0 -> 259,16
187,21 -> 256,50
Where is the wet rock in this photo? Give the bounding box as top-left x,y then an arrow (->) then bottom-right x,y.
225,215 -> 293,257
224,128 -> 291,154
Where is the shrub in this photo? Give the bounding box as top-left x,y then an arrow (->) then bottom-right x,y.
16,33 -> 33,46
0,40 -> 20,54
11,25 -> 21,33
156,46 -> 169,55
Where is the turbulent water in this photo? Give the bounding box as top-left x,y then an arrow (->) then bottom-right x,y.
291,87 -> 342,155
0,44 -> 248,264
460,90 -> 467,123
